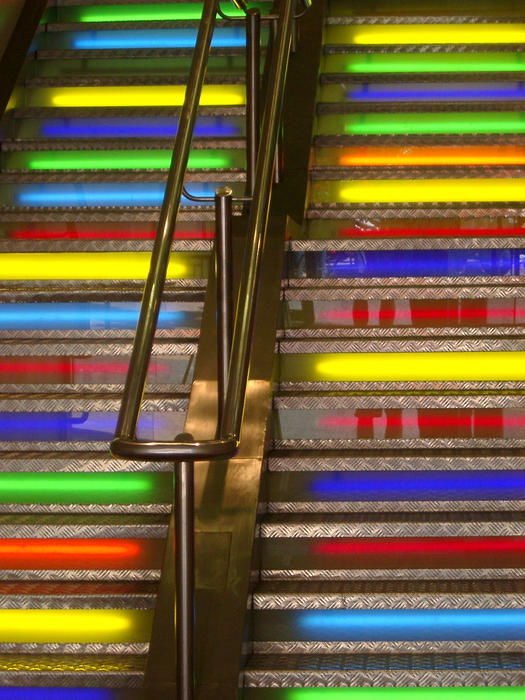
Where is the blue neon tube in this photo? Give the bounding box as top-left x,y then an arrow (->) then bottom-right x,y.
0,691 -> 117,700
311,470 -> 525,501
41,116 -> 241,139
16,182 -> 217,207
0,412 -> 182,441
0,303 -> 191,330
69,27 -> 246,50
316,249 -> 525,278
348,83 -> 525,102
297,609 -> 525,641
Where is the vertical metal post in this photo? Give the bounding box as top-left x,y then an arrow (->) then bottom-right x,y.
215,187 -> 233,431
175,457 -> 195,700
246,8 -> 261,196
270,17 -> 283,185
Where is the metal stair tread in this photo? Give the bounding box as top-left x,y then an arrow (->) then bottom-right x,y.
0,450 -> 172,472
23,74 -> 246,88
1,138 -> 245,151
0,513 -> 168,539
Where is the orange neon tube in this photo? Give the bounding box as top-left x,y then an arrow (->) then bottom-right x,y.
337,145 -> 525,167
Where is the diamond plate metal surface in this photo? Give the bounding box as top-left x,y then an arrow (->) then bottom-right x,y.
266,499 -> 525,513
261,567 -> 525,581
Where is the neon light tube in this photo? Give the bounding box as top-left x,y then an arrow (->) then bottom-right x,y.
9,226 -> 213,240
23,149 -> 237,171
0,691 -> 119,700
311,248 -> 525,278
0,538 -> 163,570
311,470 -> 525,500
310,351 -> 525,382
319,112 -> 525,136
15,182 -> 217,208
0,411 -> 181,441
0,609 -> 152,644
328,52 -> 525,74
332,146 -> 525,167
0,472 -> 169,504
0,252 -> 190,280
13,85 -> 245,109
72,2 -> 268,21
314,179 -> 525,204
336,226 -> 525,238
0,302 -> 189,330
312,537 -> 525,557
325,24 -> 525,45
297,609 -> 525,641
41,116 -> 242,139
70,27 -> 246,50
346,83 -> 525,102
283,689 -> 525,699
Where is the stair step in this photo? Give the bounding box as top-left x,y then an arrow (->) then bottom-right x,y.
0,513 -> 169,538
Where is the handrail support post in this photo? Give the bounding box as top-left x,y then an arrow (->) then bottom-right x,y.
246,8 -> 261,196
215,186 -> 233,431
269,17 -> 283,185
175,457 -> 195,700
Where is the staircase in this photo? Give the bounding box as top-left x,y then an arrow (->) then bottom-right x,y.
244,0 -> 525,695
0,0 -> 266,692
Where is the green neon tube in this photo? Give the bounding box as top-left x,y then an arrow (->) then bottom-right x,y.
0,472 -> 170,504
318,112 -> 525,136
281,689 -> 525,699
68,2 -> 269,22
22,149 -> 238,171
325,52 -> 525,74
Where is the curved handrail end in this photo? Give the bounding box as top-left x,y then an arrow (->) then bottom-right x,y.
110,435 -> 239,462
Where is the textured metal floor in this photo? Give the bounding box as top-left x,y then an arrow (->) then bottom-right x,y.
243,0 -> 525,694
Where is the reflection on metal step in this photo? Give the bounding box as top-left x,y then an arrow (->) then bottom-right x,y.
4,221 -> 214,240
6,148 -> 244,171
0,302 -> 200,330
324,24 -> 525,46
9,84 -> 246,110
0,473 -> 170,504
0,538 -> 163,570
322,82 -> 525,103
314,145 -> 525,167
317,112 -> 525,136
324,52 -> 525,75
311,179 -> 525,205
0,251 -> 203,280
0,411 -> 184,442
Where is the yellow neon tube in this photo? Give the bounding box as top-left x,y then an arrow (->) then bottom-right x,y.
9,85 -> 246,109
312,351 -> 525,382
312,179 -> 525,204
0,252 -> 190,279
0,609 -> 152,643
332,146 -> 525,167
325,24 -> 525,45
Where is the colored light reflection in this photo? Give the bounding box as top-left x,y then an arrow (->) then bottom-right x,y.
337,226 -> 525,238
312,537 -> 525,556
325,24 -> 525,45
75,2 -> 267,21
311,470 -> 525,500
329,112 -> 525,135
323,179 -> 525,204
0,609 -> 151,644
337,146 -> 525,167
25,149 -> 234,171
16,182 -> 216,208
0,691 -> 117,700
298,609 -> 525,641
41,116 -> 241,139
71,27 -> 246,50
0,303 -> 188,330
284,689 -> 525,699
9,227 -> 213,240
347,83 -> 525,102
0,538 -> 161,569
338,52 -> 525,74
318,248 -> 525,278
13,85 -> 245,109
0,473 -> 166,503
0,252 -> 189,280
0,411 -> 180,442
313,351 -> 525,382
